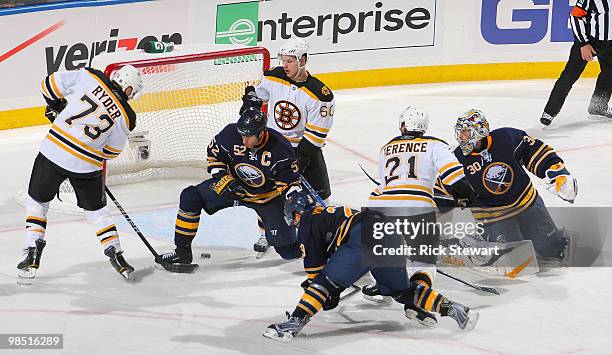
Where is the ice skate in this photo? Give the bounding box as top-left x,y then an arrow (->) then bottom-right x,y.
405,304 -> 437,327
263,312 -> 309,342
254,236 -> 270,259
104,245 -> 135,281
361,283 -> 393,304
17,238 -> 46,285
156,245 -> 193,264
442,301 -> 479,330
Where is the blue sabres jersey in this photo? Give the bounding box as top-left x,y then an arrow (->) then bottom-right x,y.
453,127 -> 562,224
297,206 -> 360,280
206,124 -> 300,204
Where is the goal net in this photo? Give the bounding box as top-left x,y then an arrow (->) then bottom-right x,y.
17,44 -> 270,214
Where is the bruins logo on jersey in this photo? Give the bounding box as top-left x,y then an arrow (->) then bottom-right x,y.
274,100 -> 301,130
482,162 -> 513,194
234,163 -> 265,188
321,86 -> 330,96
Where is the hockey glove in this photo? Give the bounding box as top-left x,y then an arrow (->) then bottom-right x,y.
295,139 -> 320,174
239,86 -> 263,115
211,174 -> 247,200
44,98 -> 67,123
545,163 -> 578,204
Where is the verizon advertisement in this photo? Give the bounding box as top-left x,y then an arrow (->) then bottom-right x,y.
0,0 -> 189,109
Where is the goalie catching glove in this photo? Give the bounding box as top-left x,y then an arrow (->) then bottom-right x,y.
545,162 -> 577,204
239,86 -> 263,115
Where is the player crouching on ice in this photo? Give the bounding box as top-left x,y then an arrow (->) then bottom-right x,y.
158,107 -> 304,264
263,193 -> 479,342
451,109 -> 578,267
18,65 -> 144,282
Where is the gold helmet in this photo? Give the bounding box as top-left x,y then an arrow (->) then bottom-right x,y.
455,109 -> 490,155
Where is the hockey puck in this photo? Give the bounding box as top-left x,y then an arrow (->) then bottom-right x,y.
200,252 -> 211,259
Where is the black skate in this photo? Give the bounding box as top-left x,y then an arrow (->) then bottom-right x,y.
361,283 -> 393,304
263,311 -> 310,342
157,245 -> 193,264
254,236 -> 270,259
404,304 -> 437,327
155,246 -> 199,273
104,245 -> 135,281
442,301 -> 479,330
17,239 -> 46,285
540,112 -> 554,126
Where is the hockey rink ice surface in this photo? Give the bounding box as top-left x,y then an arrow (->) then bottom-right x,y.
1,79 -> 612,354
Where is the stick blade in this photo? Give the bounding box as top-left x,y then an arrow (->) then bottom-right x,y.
159,262 -> 199,273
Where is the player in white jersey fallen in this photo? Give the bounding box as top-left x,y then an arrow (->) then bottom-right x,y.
17,65 -> 143,283
239,38 -> 335,256
362,107 -> 476,326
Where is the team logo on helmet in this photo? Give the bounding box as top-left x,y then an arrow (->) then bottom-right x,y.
274,100 -> 301,130
482,163 -> 513,195
234,163 -> 265,188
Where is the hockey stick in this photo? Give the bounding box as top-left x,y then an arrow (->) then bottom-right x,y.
299,175 -> 326,206
105,186 -> 199,274
437,270 -> 500,295
357,164 -> 501,295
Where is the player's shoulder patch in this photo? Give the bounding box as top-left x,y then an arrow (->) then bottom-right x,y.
303,75 -> 334,102
84,67 -> 136,131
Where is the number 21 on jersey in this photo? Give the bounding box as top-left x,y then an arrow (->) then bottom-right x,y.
385,155 -> 417,184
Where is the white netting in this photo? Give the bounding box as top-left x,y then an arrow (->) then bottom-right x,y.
16,44 -> 269,214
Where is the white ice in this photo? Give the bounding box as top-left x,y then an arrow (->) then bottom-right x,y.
1,79 -> 612,354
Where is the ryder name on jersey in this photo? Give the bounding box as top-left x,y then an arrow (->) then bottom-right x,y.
40,67 -> 136,173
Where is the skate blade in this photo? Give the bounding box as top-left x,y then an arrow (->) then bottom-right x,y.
405,309 -> 437,328
17,269 -> 36,285
262,329 -> 294,342
155,262 -> 199,273
463,311 -> 480,331
588,114 -> 612,121
121,270 -> 136,281
363,293 -> 393,305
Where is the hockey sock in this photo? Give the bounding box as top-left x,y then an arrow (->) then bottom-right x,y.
292,283 -> 329,319
257,216 -> 265,237
85,206 -> 122,252
25,196 -> 49,247
175,209 -> 200,246
413,284 -> 447,314
410,271 -> 433,288
291,274 -> 340,319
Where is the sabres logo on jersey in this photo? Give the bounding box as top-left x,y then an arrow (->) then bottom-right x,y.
274,100 -> 301,130
234,163 -> 265,188
482,162 -> 513,194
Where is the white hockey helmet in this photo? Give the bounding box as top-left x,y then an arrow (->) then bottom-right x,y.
110,65 -> 144,100
279,38 -> 310,62
399,106 -> 429,134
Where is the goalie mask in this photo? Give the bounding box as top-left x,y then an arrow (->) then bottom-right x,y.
110,65 -> 144,100
399,106 -> 429,134
455,109 -> 490,155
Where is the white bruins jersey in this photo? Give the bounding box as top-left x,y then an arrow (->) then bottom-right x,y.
368,136 -> 465,209
39,67 -> 136,173
255,67 -> 334,148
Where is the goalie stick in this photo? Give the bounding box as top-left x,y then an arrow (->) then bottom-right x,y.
105,186 -> 199,274
357,164 -> 501,295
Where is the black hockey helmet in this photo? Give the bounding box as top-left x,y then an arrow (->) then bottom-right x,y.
237,107 -> 267,136
284,191 -> 315,226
